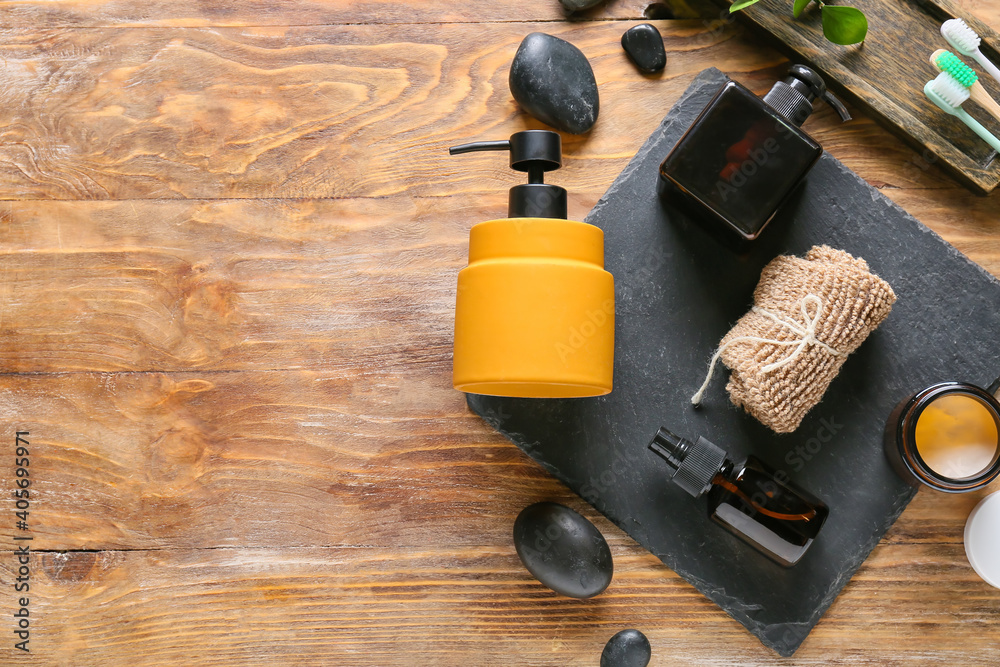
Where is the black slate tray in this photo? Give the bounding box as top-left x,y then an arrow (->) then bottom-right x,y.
468,68 -> 1000,656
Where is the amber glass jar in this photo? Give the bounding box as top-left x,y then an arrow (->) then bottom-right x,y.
884,381 -> 1000,493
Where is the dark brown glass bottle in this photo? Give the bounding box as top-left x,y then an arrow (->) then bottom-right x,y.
658,65 -> 851,244
648,427 -> 829,567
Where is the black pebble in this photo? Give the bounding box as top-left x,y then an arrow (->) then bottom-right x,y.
600,629 -> 652,667
508,32 -> 600,135
512,502 -> 613,599
559,0 -> 605,10
621,24 -> 667,73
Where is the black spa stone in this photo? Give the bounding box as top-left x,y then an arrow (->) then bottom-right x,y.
512,502 -> 613,599
621,24 -> 667,73
559,0 -> 606,11
600,629 -> 651,667
469,68 -> 1000,656
508,32 -> 599,135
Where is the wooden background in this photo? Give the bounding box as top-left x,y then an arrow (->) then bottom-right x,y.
0,0 -> 998,664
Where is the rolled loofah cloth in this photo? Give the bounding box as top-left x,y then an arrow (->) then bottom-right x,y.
693,245 -> 897,433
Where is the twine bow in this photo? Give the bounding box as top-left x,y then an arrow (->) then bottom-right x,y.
690,294 -> 842,406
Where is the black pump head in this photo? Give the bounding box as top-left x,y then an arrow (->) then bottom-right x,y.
762,64 -> 851,127
648,427 -> 728,498
449,130 -> 568,219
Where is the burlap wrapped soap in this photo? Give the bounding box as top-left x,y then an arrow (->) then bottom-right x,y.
692,245 -> 896,433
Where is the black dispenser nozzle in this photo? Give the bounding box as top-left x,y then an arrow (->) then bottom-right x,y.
449,130 -> 568,219
648,427 -> 691,470
763,64 -> 851,127
648,427 -> 728,498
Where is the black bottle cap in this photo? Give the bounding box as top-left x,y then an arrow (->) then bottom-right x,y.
762,64 -> 851,127
648,427 -> 728,498
449,130 -> 568,219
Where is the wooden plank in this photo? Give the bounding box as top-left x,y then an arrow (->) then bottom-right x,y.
0,21 -> 788,200
0,0 -> 654,28
0,369 -> 994,551
0,197 -> 467,372
0,542 -> 996,664
0,21 -> 988,201
954,0 -> 1000,30
0,369 -> 564,549
0,0 -> 995,28
883,187 -> 1000,277
1,184 -> 997,375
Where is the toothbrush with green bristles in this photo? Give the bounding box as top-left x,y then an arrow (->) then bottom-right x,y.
931,49 -> 1000,124
924,72 -> 1000,153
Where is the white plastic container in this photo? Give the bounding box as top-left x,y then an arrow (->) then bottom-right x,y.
965,490 -> 1000,589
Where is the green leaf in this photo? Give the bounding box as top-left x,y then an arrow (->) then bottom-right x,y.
821,5 -> 868,45
729,0 -> 762,12
793,0 -> 813,19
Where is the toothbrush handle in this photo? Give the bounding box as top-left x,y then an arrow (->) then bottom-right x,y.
979,94 -> 1000,125
956,106 -> 1000,153
971,85 -> 1000,124
974,49 -> 1000,88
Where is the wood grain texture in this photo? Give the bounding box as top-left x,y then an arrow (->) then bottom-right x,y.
0,542 -> 997,666
0,0 -> 655,27
0,0 -> 996,28
1,1 -> 1000,665
0,369 -> 517,550
0,21 -> 786,200
0,19 -> 996,201
0,197 -> 467,372
0,186 -> 996,375
1,369 -> 994,552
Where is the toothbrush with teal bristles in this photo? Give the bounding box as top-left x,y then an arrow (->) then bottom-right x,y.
931,49 -> 1000,124
924,72 -> 1000,153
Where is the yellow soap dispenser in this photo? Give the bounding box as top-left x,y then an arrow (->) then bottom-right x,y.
449,130 -> 614,398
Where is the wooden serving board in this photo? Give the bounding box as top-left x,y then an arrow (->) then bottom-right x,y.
714,0 -> 1000,194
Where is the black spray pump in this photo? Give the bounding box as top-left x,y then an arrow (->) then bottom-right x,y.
450,130 -> 567,219
763,64 -> 852,127
648,426 -> 829,567
659,65 -> 851,244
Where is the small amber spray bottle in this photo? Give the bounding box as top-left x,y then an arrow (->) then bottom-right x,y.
648,427 -> 829,566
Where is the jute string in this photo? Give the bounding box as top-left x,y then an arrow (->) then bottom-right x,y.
691,294 -> 842,405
